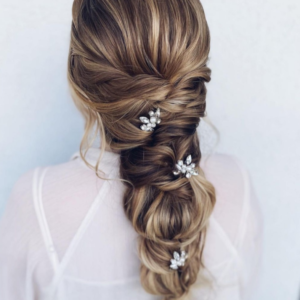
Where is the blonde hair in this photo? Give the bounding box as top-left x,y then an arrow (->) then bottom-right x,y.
68,0 -> 216,299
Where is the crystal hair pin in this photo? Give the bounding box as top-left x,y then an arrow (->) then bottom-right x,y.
173,155 -> 198,179
170,250 -> 187,270
140,108 -> 161,132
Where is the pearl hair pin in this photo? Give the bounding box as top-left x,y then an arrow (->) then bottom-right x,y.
173,155 -> 198,179
140,108 -> 161,132
170,250 -> 187,270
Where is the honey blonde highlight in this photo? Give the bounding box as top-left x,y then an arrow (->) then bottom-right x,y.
68,0 -> 216,299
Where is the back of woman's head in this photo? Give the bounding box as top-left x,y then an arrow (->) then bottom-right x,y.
68,0 -> 216,299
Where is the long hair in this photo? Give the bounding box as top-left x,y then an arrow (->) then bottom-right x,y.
68,0 -> 216,299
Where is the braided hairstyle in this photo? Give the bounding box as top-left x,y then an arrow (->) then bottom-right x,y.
68,0 -> 216,299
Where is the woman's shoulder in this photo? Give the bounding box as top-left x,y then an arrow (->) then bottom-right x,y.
0,156 -> 104,261
201,152 -> 248,187
4,151 -> 255,223
201,152 -> 252,218
200,153 -> 262,283
1,148 -> 120,228
1,156 -> 96,211
202,152 -> 261,231
201,152 -> 262,247
4,151 -> 253,225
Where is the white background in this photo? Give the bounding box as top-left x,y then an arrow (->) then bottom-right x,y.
0,0 -> 299,299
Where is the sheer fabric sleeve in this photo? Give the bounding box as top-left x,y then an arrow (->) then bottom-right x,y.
0,170 -> 35,299
0,153 -> 263,300
219,157 -> 263,300
0,169 -> 53,300
235,159 -> 263,300
191,155 -> 263,300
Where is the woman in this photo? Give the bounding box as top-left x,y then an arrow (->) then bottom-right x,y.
0,0 -> 262,299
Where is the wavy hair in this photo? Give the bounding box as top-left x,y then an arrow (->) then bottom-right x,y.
68,0 -> 216,299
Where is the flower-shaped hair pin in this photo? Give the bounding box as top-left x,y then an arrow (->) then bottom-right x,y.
170,250 -> 187,270
173,155 -> 198,179
140,108 -> 161,132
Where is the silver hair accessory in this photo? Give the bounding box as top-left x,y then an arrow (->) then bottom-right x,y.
173,155 -> 198,179
140,108 -> 161,132
170,250 -> 187,270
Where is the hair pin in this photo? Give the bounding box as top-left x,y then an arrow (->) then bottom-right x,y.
170,250 -> 187,270
173,155 -> 198,179
140,108 -> 161,132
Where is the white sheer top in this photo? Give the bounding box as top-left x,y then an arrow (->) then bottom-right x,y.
0,147 -> 263,300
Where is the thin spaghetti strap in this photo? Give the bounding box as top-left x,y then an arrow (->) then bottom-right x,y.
32,167 -> 60,273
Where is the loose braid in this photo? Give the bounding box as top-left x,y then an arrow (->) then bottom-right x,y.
68,0 -> 216,299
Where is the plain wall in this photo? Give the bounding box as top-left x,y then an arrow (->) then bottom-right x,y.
0,0 -> 299,299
